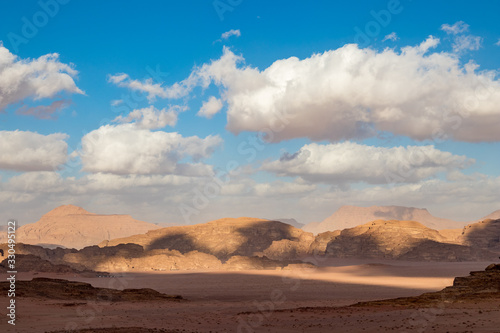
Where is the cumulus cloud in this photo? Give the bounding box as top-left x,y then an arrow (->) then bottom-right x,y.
15,99 -> 71,119
189,39 -> 500,142
382,32 -> 398,42
0,130 -> 68,172
79,124 -> 222,175
262,142 -> 473,184
0,43 -> 83,112
221,29 -> 241,40
113,105 -> 182,129
197,96 -> 223,118
496,39 -> 500,46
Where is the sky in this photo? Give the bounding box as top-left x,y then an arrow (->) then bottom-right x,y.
0,0 -> 499,226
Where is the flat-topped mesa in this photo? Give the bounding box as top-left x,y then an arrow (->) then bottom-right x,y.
10,205 -> 161,250
303,204 -> 465,234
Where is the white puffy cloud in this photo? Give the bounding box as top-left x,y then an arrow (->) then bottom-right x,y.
441,21 -> 469,35
382,32 -> 398,42
0,130 -> 68,171
0,43 -> 83,111
197,96 -> 223,118
113,105 -> 181,129
496,39 -> 500,46
191,39 -> 500,142
79,124 -> 222,175
221,29 -> 241,40
262,142 -> 473,184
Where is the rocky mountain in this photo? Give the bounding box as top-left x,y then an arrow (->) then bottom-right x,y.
459,218 -> 500,253
7,205 -> 160,249
312,219 -> 499,261
323,220 -> 444,259
303,205 -> 468,234
100,217 -> 315,261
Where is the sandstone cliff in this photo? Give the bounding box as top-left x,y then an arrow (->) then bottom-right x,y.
100,217 -> 316,261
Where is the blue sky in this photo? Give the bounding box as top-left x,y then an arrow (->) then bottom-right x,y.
0,0 -> 499,226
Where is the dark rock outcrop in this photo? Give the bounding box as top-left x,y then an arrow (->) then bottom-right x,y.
0,277 -> 183,301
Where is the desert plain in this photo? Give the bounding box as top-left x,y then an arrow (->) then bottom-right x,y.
1,259 -> 499,332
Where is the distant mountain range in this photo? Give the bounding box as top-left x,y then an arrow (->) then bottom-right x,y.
302,205 -> 500,234
1,204 -> 499,272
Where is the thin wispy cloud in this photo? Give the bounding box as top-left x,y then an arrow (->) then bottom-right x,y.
382,32 -> 398,42
16,99 -> 71,120
441,21 -> 469,35
440,21 -> 482,53
452,34 -> 482,52
221,29 -> 241,40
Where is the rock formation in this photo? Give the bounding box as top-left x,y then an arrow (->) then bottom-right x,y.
321,220 -> 499,261
303,205 -> 467,234
0,254 -> 81,273
7,205 -> 160,249
354,262 -> 500,307
0,277 -> 183,301
100,217 -> 315,261
459,218 -> 500,253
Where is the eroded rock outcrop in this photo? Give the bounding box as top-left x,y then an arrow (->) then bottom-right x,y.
459,219 -> 500,253
0,254 -> 81,273
100,217 -> 315,261
354,263 -> 500,307
0,277 -> 183,301
324,220 -> 447,259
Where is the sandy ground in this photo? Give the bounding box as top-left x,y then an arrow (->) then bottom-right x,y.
0,260 -> 498,332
